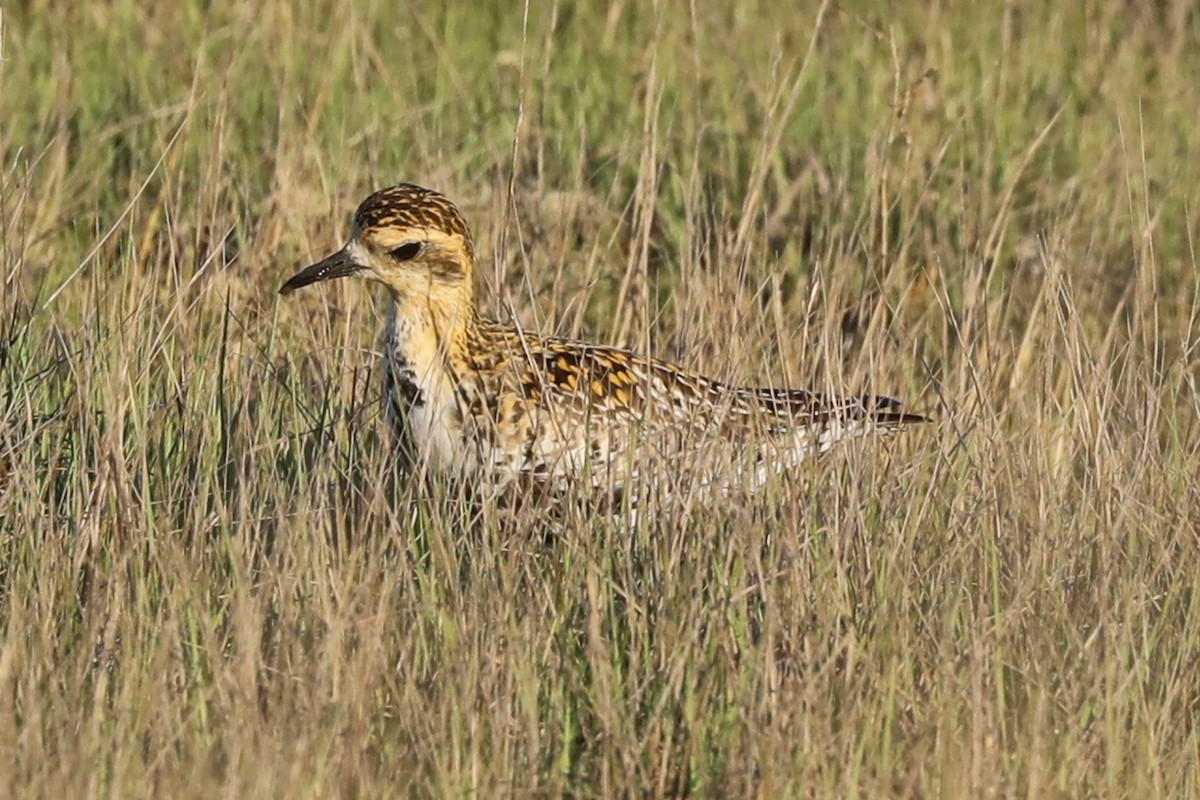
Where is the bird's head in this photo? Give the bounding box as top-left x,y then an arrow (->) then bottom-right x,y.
280,183 -> 475,307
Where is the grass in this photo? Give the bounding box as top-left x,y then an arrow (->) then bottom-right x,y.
2,0 -> 1199,796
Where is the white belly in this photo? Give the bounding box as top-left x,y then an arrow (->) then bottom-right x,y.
405,394 -> 460,472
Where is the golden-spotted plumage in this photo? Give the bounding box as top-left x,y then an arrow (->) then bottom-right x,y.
281,183 -> 925,501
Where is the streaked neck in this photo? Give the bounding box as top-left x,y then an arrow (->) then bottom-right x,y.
385,288 -> 479,378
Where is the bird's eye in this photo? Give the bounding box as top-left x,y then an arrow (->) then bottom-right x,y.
389,242 -> 423,261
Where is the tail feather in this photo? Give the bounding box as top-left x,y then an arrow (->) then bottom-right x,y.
857,394 -> 928,427
795,393 -> 927,458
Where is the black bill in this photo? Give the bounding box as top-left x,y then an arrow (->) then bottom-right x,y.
279,249 -> 363,295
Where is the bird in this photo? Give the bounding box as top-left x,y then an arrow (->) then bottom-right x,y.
280,183 -> 925,505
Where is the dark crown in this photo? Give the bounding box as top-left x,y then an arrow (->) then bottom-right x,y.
352,183 -> 474,260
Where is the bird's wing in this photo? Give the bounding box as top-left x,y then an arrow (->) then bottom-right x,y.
495,335 -> 925,490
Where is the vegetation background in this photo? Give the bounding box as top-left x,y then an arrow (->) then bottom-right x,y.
1,1 -> 1198,796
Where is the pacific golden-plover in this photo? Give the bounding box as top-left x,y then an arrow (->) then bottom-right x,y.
280,183 -> 925,502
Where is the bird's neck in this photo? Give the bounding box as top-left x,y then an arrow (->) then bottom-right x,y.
384,286 -> 481,389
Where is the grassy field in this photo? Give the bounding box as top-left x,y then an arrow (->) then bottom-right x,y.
2,1 -> 1199,796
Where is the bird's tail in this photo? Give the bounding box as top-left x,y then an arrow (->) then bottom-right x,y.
859,394 -> 928,428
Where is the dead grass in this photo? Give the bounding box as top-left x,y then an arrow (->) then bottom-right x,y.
1,1 -> 1199,797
